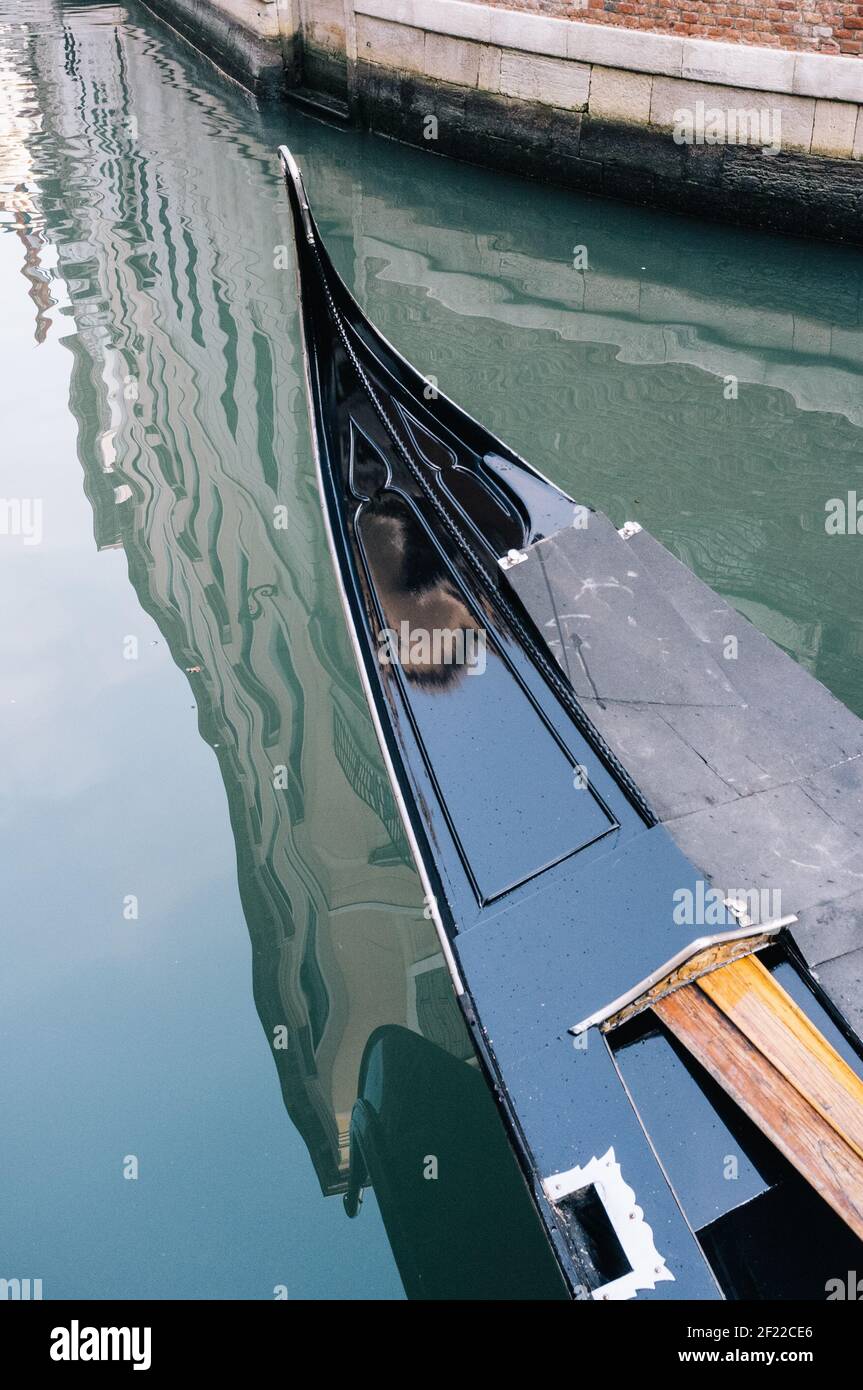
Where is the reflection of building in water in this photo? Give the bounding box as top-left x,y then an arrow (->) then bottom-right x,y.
29,6 -> 469,1196
33,0 -> 862,1230
0,26 -> 55,343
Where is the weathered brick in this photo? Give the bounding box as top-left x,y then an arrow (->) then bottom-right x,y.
473,0 -> 863,55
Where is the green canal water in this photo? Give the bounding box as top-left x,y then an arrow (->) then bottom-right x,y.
1,0 -> 861,1299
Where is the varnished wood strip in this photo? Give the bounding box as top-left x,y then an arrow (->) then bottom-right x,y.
654,984 -> 863,1242
698,955 -> 863,1162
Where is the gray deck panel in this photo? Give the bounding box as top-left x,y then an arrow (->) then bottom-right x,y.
648,703 -> 848,796
508,515 -> 863,1030
813,947 -> 863,1039
666,783 -> 863,916
627,527 -> 863,765
514,512 -> 739,707
577,697 -> 739,819
801,754 -> 863,827
793,889 -> 863,967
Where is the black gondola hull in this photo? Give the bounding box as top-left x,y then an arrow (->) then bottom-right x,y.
280,147 -> 863,1301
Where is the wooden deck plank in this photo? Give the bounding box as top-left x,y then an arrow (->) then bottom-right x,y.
654,982 -> 863,1241
698,955 -> 863,1161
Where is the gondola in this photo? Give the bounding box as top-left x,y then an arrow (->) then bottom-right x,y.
279,145 -> 863,1301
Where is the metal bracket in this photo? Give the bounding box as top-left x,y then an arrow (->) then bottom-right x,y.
498,548 -> 528,570
569,917 -> 796,1035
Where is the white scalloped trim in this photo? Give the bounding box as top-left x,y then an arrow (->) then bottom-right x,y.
543,1147 -> 675,1300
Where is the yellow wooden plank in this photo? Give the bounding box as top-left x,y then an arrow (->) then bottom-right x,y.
698,955 -> 863,1162
655,983 -> 863,1242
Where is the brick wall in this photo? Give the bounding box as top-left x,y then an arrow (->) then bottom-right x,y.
475,0 -> 863,54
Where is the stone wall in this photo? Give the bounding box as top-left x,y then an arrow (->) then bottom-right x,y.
140,0 -> 297,95
473,0 -> 863,58
143,0 -> 863,241
297,0 -> 349,97
350,1 -> 863,239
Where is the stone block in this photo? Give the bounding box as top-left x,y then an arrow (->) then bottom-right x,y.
424,31 -> 480,87
356,15 -> 425,74
811,99 -> 858,157
589,66 -> 653,125
477,44 -> 501,95
490,10 -> 569,59
567,23 -> 683,78
681,37 -> 795,94
651,77 -> 815,155
499,51 -> 589,111
794,51 -> 863,103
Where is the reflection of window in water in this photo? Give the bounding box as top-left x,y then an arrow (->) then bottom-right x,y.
408,956 -> 473,1063
332,697 -> 409,863
299,905 -> 330,1054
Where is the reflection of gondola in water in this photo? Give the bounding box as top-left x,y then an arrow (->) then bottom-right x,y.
282,145 -> 863,1300
345,1026 -> 568,1300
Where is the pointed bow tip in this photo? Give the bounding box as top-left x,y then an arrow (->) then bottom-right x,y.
277,146 -> 315,246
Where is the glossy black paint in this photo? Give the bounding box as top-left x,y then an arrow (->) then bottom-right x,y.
281,149 -> 725,1299
286,172 -> 656,932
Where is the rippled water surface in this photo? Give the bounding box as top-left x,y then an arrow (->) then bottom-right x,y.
1,0 -> 861,1299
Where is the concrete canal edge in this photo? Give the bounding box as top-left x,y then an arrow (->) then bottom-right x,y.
141,0 -> 863,239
